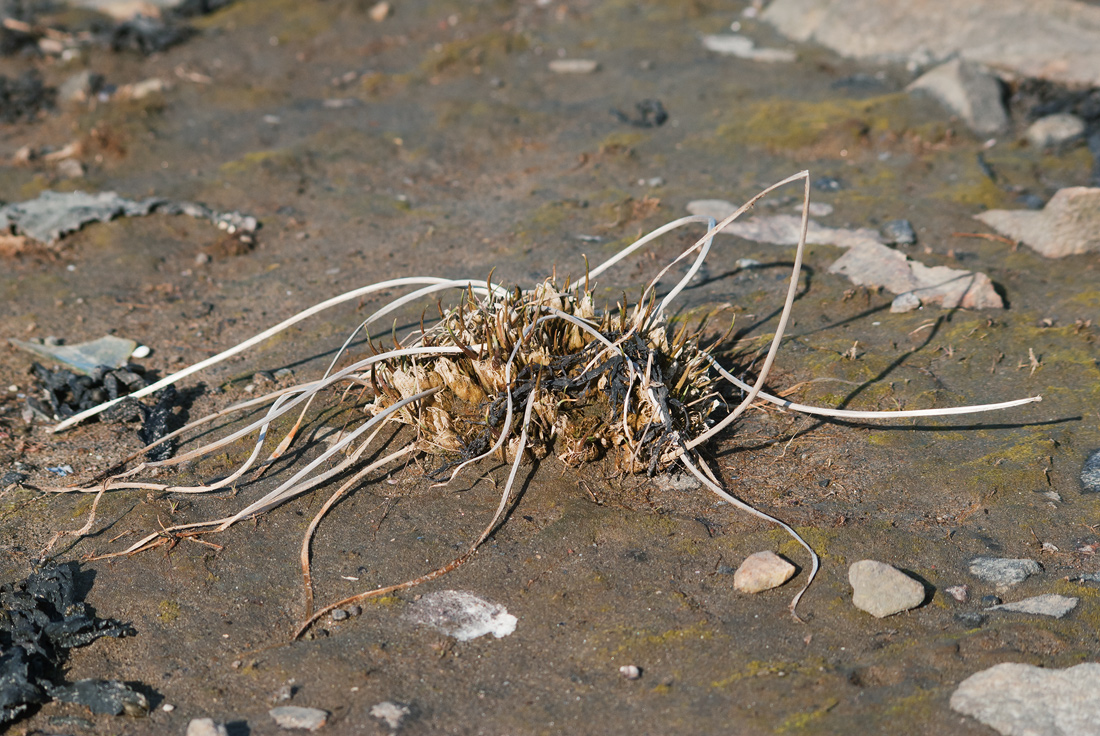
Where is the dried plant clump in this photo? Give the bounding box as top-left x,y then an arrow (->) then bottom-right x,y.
43,172 -> 1040,637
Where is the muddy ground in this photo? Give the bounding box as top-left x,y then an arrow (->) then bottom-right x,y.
1,1 -> 1099,734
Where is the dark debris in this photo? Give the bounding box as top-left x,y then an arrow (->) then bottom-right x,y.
0,562 -> 140,726
610,99 -> 668,128
0,70 -> 53,123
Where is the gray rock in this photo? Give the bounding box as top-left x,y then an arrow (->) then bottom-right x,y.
950,662 -> 1100,735
762,0 -> 1100,87
653,472 -> 701,492
881,218 -> 916,245
890,292 -> 921,313
187,719 -> 230,736
370,701 -> 410,730
270,706 -> 329,731
988,594 -> 1078,618
848,560 -> 926,618
1083,450 -> 1100,493
968,557 -> 1040,586
56,158 -> 85,179
734,551 -> 797,593
1026,113 -> 1086,148
0,190 -> 260,246
907,58 -> 1008,135
683,203 -> 883,248
975,187 -> 1100,257
829,240 -> 1003,309
701,34 -> 797,63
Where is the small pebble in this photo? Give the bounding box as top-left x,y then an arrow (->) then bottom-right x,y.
619,665 -> 642,680
881,218 -> 916,245
980,595 -> 1002,606
270,705 -> 329,731
162,703 -> 175,712
734,551 -> 796,594
57,158 -> 85,179
195,252 -> 211,264
187,719 -> 229,736
331,608 -> 349,621
131,345 -> 151,359
548,59 -> 599,74
369,1 -> 391,22
945,585 -> 969,602
370,701 -> 410,730
890,292 -> 921,313
849,560 -> 926,618
1025,113 -> 1085,148
348,605 -> 362,616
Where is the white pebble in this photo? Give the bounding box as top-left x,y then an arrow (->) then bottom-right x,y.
548,59 -> 599,74
131,345 -> 152,359
619,664 -> 642,680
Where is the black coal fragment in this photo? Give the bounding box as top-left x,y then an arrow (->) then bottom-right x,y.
0,562 -> 139,726
136,386 -> 178,462
109,15 -> 194,55
47,679 -> 149,717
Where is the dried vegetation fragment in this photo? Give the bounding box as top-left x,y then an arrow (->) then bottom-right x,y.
41,173 -> 1039,639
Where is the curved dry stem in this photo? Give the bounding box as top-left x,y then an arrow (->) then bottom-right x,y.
53,277 -> 472,432
700,352 -> 1042,419
216,386 -> 442,529
686,171 -> 811,450
294,384 -> 541,639
300,443 -> 417,619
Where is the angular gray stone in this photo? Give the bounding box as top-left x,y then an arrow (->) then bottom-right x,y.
968,557 -> 1041,586
734,551 -> 796,593
881,218 -> 916,245
950,662 -> 1100,736
270,706 -> 329,731
683,203 -> 883,248
849,560 -> 926,618
988,594 -> 1078,618
1082,449 -> 1100,493
1026,113 -> 1086,148
829,240 -> 1003,309
187,719 -> 230,736
977,187 -> 1100,257
762,0 -> 1100,87
907,58 -> 1008,135
702,34 -> 797,63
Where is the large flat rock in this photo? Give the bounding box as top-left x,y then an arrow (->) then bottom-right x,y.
763,0 -> 1100,86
